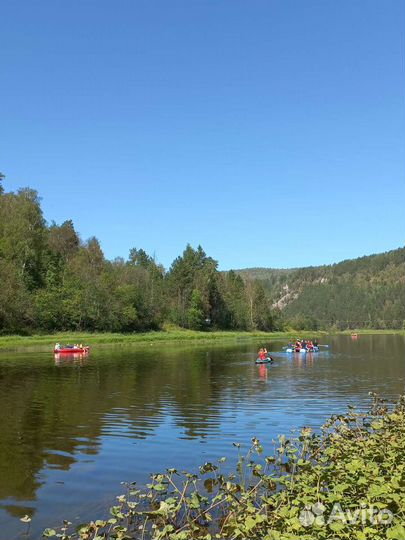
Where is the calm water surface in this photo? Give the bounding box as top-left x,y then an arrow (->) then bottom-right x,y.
0,334 -> 403,538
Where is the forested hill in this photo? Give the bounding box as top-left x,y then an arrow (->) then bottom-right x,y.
236,247 -> 405,330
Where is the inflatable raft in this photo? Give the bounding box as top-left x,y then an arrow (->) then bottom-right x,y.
285,346 -> 319,353
255,357 -> 274,364
54,346 -> 90,354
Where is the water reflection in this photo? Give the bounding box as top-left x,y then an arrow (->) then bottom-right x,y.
54,353 -> 89,366
0,335 -> 403,538
258,364 -> 268,380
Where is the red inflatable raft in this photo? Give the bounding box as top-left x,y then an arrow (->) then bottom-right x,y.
54,346 -> 90,354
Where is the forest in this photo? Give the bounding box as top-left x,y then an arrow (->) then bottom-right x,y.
0,177 -> 280,334
0,176 -> 403,334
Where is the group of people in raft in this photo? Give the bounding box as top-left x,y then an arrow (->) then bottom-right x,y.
288,338 -> 319,352
55,343 -> 84,350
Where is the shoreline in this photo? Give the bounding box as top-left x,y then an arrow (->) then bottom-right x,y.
0,327 -> 403,352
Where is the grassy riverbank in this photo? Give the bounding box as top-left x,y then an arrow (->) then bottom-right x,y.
42,394 -> 405,540
0,328 -> 302,351
0,327 -> 403,352
339,328 -> 405,336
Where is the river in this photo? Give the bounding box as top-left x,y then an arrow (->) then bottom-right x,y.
0,334 -> 403,538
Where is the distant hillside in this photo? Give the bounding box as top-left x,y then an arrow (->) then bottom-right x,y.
236,247 -> 405,330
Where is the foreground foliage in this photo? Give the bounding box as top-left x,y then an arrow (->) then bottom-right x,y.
43,394 -> 405,539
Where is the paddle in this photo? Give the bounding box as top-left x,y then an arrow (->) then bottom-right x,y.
318,344 -> 329,347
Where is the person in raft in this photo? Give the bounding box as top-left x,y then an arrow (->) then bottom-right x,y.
258,348 -> 267,360
295,339 -> 302,350
263,348 -> 274,361
55,343 -> 61,350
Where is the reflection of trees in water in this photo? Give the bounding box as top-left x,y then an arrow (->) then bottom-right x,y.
0,361 -> 102,507
282,335 -> 405,402
328,334 -> 404,383
116,346 -> 266,439
0,343 -> 266,514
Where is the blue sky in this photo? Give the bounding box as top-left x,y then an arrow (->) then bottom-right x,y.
1,0 -> 404,270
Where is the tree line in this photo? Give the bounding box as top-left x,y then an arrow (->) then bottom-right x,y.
2,176 -> 403,334
0,177 -> 282,334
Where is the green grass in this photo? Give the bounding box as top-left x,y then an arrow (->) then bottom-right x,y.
0,328 -> 304,351
337,328 -> 405,336
0,326 -> 402,352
